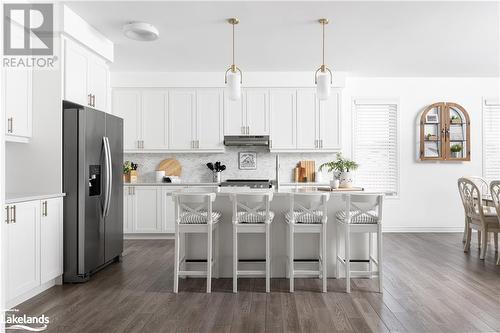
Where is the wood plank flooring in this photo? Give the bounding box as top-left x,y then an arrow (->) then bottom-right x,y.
12,233 -> 500,332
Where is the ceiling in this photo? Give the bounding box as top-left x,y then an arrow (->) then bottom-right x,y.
65,1 -> 499,76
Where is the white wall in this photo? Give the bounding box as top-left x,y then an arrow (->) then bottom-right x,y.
343,77 -> 499,231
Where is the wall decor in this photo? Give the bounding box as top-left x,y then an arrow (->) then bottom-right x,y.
419,102 -> 470,161
239,152 -> 257,170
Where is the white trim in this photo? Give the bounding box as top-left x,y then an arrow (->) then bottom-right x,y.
382,226 -> 464,233
6,276 -> 60,309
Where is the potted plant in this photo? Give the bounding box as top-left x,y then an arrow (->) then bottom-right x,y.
319,153 -> 359,188
450,144 -> 462,158
450,115 -> 461,124
123,161 -> 138,183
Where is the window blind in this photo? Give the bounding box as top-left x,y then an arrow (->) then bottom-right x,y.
352,99 -> 399,196
483,99 -> 500,180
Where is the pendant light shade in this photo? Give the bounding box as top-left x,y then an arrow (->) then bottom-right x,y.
314,18 -> 333,101
225,18 -> 242,101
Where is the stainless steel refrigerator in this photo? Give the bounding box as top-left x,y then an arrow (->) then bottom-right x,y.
62,101 -> 123,283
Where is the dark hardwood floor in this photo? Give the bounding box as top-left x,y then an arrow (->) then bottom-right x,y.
13,233 -> 500,333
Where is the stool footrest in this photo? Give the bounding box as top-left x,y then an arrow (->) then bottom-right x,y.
178,270 -> 207,276
238,258 -> 266,262
237,270 -> 266,276
293,270 -> 320,276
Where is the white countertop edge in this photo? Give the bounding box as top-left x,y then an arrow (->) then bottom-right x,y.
6,193 -> 66,204
124,182 -> 220,187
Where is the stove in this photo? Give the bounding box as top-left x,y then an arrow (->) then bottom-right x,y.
220,179 -> 273,189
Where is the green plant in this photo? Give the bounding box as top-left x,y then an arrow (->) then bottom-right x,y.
451,115 -> 460,121
319,153 -> 359,174
450,144 -> 462,153
123,161 -> 138,174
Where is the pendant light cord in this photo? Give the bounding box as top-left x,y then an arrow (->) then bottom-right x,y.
322,21 -> 325,67
232,23 -> 235,67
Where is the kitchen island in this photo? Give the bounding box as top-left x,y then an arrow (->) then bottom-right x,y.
169,186 -> 382,278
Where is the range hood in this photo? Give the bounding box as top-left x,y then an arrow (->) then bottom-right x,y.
224,135 -> 269,147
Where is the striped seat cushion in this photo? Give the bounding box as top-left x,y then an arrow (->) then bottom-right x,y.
284,211 -> 323,224
237,211 -> 275,223
180,210 -> 221,224
336,210 -> 378,224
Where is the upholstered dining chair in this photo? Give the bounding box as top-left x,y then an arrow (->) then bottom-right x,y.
489,181 -> 500,265
458,178 -> 500,260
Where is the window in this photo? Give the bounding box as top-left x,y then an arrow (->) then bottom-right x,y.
483,99 -> 500,180
352,98 -> 399,196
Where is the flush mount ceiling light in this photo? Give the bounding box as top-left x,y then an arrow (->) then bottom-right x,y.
123,22 -> 159,41
315,18 -> 333,101
224,17 -> 242,101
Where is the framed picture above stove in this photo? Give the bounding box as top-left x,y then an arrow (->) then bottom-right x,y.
238,152 -> 257,170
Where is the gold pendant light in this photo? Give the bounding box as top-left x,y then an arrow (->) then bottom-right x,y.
315,18 -> 333,100
225,18 -> 242,101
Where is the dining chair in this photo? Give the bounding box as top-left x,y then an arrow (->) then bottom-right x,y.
460,176 -> 490,245
458,178 -> 500,260
490,181 -> 500,265
172,192 -> 221,293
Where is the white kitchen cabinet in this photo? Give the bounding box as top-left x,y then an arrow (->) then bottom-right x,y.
270,89 -> 296,150
130,186 -> 162,233
224,93 -> 245,135
296,89 -> 319,150
4,69 -> 32,142
318,90 -> 341,150
88,56 -> 109,111
224,89 -> 269,136
112,89 -> 141,150
196,89 -> 224,150
142,90 -> 168,150
40,198 -> 63,283
5,201 -> 40,301
169,90 -> 196,150
124,186 -> 132,233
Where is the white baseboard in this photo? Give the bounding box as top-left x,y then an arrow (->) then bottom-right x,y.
6,277 -> 61,309
383,226 -> 464,233
124,233 -> 174,240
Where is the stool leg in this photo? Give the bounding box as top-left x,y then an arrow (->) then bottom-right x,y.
494,232 -> 498,252
215,225 -> 220,278
207,225 -> 213,293
289,224 -> 294,293
335,223 -> 340,279
377,224 -> 383,293
345,225 -> 351,293
233,225 -> 238,293
174,230 -> 180,293
266,223 -> 271,293
322,223 -> 327,293
368,232 -> 373,279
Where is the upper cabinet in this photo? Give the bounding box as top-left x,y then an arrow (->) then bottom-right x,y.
224,88 -> 270,136
3,69 -> 32,142
63,38 -> 110,112
112,89 -> 142,150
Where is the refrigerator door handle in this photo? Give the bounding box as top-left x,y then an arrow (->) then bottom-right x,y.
102,137 -> 112,217
105,137 -> 113,217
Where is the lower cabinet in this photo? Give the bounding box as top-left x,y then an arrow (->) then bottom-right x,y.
124,186 -> 184,235
5,197 -> 63,306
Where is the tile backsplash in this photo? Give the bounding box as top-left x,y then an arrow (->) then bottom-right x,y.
125,147 -> 337,183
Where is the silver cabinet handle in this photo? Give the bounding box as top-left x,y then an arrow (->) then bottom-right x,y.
197,140 -> 200,148
269,139 -> 272,149
5,206 -> 9,224
10,205 -> 16,224
7,117 -> 13,133
42,201 -> 47,217
92,94 -> 96,107
320,139 -> 323,148
241,126 -> 245,135
315,139 -> 318,148
246,126 -> 249,134
141,140 -> 144,149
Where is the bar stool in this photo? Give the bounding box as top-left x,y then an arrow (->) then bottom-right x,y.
230,192 -> 274,293
284,192 -> 329,293
172,192 -> 221,293
335,193 -> 384,293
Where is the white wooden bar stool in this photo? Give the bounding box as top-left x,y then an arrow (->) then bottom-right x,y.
284,192 -> 329,293
172,192 -> 221,293
230,192 -> 274,293
336,193 -> 384,293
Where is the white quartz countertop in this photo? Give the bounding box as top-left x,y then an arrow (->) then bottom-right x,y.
6,192 -> 66,204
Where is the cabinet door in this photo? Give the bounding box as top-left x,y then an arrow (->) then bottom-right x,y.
6,202 -> 40,301
123,186 -> 132,233
169,90 -> 195,150
196,89 -> 223,150
112,89 -> 141,150
296,89 -> 319,150
4,69 -> 32,138
162,187 -> 183,233
132,187 -> 161,233
270,89 -> 296,150
246,89 -> 270,135
223,91 -> 245,135
142,90 -> 168,149
64,39 -> 88,106
318,90 -> 341,150
40,198 -> 63,283
88,56 -> 109,111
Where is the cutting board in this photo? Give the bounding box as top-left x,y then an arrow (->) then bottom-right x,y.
157,158 -> 182,176
299,160 -> 315,182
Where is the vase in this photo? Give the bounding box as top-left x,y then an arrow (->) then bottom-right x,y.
451,151 -> 461,158
213,171 -> 221,183
330,179 -> 340,189
339,171 -> 353,188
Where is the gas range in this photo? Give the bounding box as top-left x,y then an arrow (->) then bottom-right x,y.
219,179 -> 273,189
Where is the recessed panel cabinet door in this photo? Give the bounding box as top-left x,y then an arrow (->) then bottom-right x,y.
142,90 -> 168,149
197,89 -> 223,150
270,89 -> 296,149
132,187 -> 161,233
246,89 -> 270,135
296,89 -> 318,149
319,90 -> 341,150
4,69 -> 32,138
40,198 -> 63,283
88,57 -> 109,111
169,90 -> 195,150
224,92 -> 245,135
64,40 -> 88,106
112,90 -> 141,150
6,201 -> 40,301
